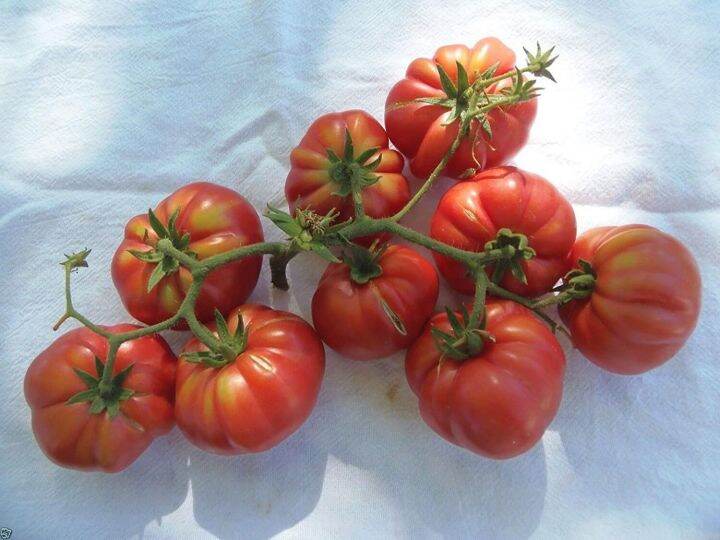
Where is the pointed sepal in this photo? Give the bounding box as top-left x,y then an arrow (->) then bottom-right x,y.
344,241 -> 386,284
342,129 -> 354,161
436,63 -> 458,98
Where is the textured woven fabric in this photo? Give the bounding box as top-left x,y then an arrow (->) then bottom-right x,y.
1,1 -> 718,538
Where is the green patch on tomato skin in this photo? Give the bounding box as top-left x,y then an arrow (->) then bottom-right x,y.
189,202 -> 233,232
605,252 -> 642,272
159,281 -> 182,313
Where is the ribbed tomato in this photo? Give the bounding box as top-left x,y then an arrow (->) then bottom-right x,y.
285,110 -> 410,242
24,325 -> 176,472
385,37 -> 537,179
175,304 -> 325,454
405,300 -> 565,459
312,244 -> 439,360
430,166 -> 576,297
559,225 -> 701,374
112,182 -> 264,326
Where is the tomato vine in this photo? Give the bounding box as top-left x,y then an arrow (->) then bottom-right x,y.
28,35 -> 703,470
53,43 -> 560,381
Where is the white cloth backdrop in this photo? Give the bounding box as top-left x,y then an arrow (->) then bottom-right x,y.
1,1 -> 718,538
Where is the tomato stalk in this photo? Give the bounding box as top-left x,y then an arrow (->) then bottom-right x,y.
269,245 -> 300,291
459,269 -> 492,356
340,218 -> 520,267
431,271 -> 494,360
53,251 -> 114,338
531,294 -> 570,310
532,259 -> 596,309
342,241 -> 386,284
390,92 -> 528,223
55,249 -> 226,368
97,340 -> 120,396
487,283 -> 569,337
390,122 -> 467,223
177,239 -> 287,272
466,269 -> 489,332
351,189 -> 365,219
470,44 -> 557,91
54,183 -> 563,357
484,258 -> 597,325
56,208 -> 565,357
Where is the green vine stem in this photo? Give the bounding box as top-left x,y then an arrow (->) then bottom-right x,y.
268,244 -> 301,291
531,294 -> 566,310
466,269 -> 489,332
343,218 -> 520,266
390,94 -> 528,223
487,282 -> 569,337
391,125 -> 466,223
55,249 -> 221,380
172,239 -> 287,272
352,190 -> 365,219
98,340 -> 120,394
53,255 -> 114,338
53,42 -> 562,363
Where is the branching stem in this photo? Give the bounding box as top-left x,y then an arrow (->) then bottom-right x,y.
53,42 -> 563,358
467,270 -> 489,331
488,283 -> 569,337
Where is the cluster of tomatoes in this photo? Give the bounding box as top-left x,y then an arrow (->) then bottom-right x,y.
25,38 -> 702,472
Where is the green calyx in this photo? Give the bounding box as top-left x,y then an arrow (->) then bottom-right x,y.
343,240 -> 407,334
326,129 -> 382,199
556,259 -> 596,303
343,241 -> 385,284
431,306 -> 495,361
483,228 -> 536,285
524,42 -> 558,83
182,309 -> 249,367
393,42 -> 557,158
412,60 -> 541,135
128,207 -> 197,292
61,248 -> 92,270
434,61 -> 492,130
266,205 -> 344,263
66,357 -> 134,418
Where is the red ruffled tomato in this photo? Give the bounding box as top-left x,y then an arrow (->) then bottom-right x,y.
430,166 -> 576,296
112,182 -> 264,326
559,225 -> 701,375
175,304 -> 325,454
405,300 -> 565,459
312,244 -> 439,360
385,37 -> 537,180
285,110 -> 410,243
24,325 -> 176,472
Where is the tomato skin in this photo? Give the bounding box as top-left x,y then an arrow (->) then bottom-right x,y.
112,182 -> 264,327
559,225 -> 702,375
175,304 -> 325,454
385,37 -> 538,180
430,166 -> 576,296
311,245 -> 439,360
405,300 -> 565,459
285,110 -> 410,242
24,325 -> 176,473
